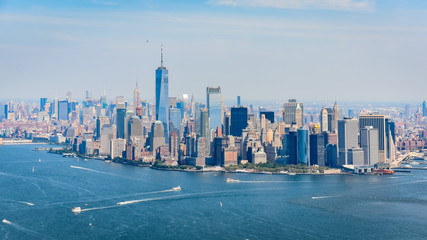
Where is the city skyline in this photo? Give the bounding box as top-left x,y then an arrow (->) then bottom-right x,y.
1,1 -> 427,102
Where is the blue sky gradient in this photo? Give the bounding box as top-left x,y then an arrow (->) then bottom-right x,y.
1,0 -> 426,103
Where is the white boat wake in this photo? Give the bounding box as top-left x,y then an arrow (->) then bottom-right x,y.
2,219 -> 42,238
16,201 -> 35,206
70,165 -> 144,181
238,180 -> 312,183
311,196 -> 340,200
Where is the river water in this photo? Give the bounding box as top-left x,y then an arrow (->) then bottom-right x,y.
1,144 -> 427,239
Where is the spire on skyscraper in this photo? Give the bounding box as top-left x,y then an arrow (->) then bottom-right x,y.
161,44 -> 163,68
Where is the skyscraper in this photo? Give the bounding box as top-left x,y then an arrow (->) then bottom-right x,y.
310,133 -> 326,166
169,107 -> 182,138
40,98 -> 47,112
338,118 -> 359,166
134,82 -> 140,111
58,100 -> 69,120
360,126 -> 379,165
151,121 -> 165,157
155,47 -> 169,143
385,118 -> 396,161
297,128 -> 309,165
206,87 -> 223,131
230,107 -> 248,137
284,99 -> 303,127
260,111 -> 274,124
116,108 -> 126,139
96,116 -> 110,140
128,115 -> 143,140
320,108 -> 328,132
423,101 -> 427,117
359,114 -> 386,163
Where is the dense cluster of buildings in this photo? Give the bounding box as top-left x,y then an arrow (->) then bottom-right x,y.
1,53 -> 427,169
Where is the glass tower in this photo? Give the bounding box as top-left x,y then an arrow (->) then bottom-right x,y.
206,87 -> 222,132
297,128 -> 309,165
156,48 -> 169,143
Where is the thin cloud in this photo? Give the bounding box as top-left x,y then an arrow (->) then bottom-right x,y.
208,0 -> 374,11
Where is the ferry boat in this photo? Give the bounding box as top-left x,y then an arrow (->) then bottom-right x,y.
172,186 -> 181,191
372,169 -> 394,175
226,178 -> 240,183
71,207 -> 82,213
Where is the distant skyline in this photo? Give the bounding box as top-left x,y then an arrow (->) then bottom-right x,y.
1,0 -> 427,102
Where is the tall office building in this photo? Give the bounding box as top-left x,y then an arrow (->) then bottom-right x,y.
206,87 -> 223,131
284,99 -> 304,127
150,121 -> 165,156
320,108 -> 328,132
134,82 -> 141,111
169,107 -> 182,137
230,107 -> 248,137
40,98 -> 47,111
423,101 -> 427,117
200,108 -> 210,155
283,129 -> 298,165
360,126 -> 379,165
310,133 -> 326,166
332,102 -> 340,133
320,102 -> 340,133
297,128 -> 309,165
359,114 -> 386,163
404,104 -> 410,118
338,118 -> 359,166
200,108 -> 210,139
96,116 -> 110,140
223,112 -> 231,136
100,124 -> 115,156
128,115 -> 143,140
58,100 -> 69,120
260,111 -> 274,124
155,47 -> 169,143
385,118 -> 396,161
116,108 -> 126,139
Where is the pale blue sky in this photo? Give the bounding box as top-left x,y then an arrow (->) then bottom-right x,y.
0,0 -> 426,103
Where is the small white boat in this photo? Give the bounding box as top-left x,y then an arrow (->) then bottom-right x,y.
226,178 -> 240,183
2,219 -> 9,224
172,186 -> 181,191
32,167 -> 35,172
38,159 -> 41,162
288,173 -> 296,176
219,201 -> 223,207
72,207 -> 82,213
105,160 -> 112,163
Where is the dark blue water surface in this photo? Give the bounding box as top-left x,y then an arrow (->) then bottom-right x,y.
1,144 -> 427,239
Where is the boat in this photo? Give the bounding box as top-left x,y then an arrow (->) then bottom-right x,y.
105,160 -> 112,163
32,167 -> 35,172
288,173 -> 296,176
71,207 -> 82,213
372,169 -> 394,175
38,159 -> 41,162
219,201 -> 223,207
2,219 -> 8,223
226,178 -> 240,183
172,186 -> 181,191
